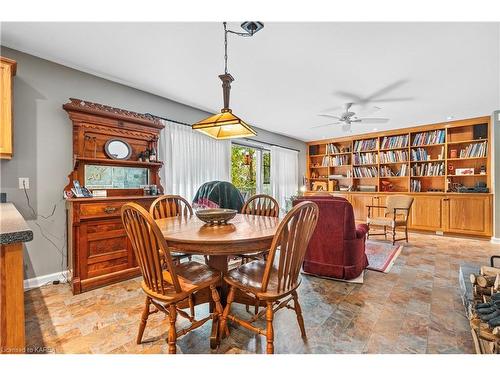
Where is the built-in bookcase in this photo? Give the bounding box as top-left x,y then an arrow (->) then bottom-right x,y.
307,116 -> 490,193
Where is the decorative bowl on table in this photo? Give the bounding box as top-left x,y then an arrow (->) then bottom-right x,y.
195,208 -> 237,225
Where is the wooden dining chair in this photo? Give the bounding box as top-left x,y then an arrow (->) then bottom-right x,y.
239,194 -> 280,262
150,195 -> 193,263
219,201 -> 319,354
241,194 -> 280,218
121,203 -> 223,354
239,194 -> 280,314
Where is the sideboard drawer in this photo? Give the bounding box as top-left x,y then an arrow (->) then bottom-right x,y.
79,201 -> 125,219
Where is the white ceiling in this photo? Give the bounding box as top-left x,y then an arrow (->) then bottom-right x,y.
1,22 -> 499,141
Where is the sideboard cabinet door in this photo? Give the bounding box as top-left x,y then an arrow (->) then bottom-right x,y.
408,195 -> 445,231
443,195 -> 492,236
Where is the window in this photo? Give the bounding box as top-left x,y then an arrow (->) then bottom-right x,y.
231,143 -> 271,199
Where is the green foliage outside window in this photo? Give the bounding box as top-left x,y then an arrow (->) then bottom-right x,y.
231,145 -> 257,197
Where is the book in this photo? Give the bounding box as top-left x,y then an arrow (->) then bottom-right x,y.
380,135 -> 409,149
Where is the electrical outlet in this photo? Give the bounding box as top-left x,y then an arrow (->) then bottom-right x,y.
19,177 -> 30,189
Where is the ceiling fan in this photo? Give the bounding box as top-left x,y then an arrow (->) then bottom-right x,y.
313,103 -> 390,132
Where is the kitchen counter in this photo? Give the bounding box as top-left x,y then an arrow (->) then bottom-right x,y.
0,203 -> 33,245
0,202 -> 33,353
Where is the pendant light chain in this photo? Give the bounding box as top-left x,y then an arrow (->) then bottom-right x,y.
223,22 -> 228,74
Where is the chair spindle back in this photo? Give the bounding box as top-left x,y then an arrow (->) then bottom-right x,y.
261,201 -> 319,294
150,195 -> 193,220
241,194 -> 279,218
121,203 -> 182,295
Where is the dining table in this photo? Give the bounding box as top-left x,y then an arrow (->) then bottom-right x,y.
155,213 -> 281,347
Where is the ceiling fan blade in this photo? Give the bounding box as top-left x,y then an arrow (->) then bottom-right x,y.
311,122 -> 341,129
369,97 -> 413,103
357,118 -> 390,124
317,114 -> 341,119
365,79 -> 408,101
358,106 -> 382,117
335,91 -> 364,103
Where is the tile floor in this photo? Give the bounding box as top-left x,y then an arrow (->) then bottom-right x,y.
24,233 -> 499,354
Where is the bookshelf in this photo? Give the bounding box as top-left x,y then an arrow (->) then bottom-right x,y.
307,116 -> 490,194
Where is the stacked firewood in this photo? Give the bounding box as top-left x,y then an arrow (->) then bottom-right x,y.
469,266 -> 500,354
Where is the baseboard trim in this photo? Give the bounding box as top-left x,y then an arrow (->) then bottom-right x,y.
24,271 -> 69,290
490,237 -> 500,244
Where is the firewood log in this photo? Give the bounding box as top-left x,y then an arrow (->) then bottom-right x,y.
480,266 -> 500,277
477,275 -> 497,288
470,273 -> 478,285
474,285 -> 493,297
494,274 -> 500,292
493,326 -> 500,336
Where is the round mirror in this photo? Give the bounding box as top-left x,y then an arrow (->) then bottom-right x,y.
104,139 -> 132,160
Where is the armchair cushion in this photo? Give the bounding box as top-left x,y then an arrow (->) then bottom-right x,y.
367,216 -> 407,227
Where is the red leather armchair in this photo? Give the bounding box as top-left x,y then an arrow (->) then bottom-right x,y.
293,195 -> 368,280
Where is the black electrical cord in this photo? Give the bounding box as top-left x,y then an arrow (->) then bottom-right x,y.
22,181 -> 68,286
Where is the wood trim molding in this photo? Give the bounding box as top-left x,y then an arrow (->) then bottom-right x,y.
63,98 -> 164,129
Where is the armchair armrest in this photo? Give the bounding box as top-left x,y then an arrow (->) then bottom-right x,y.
366,205 -> 387,219
355,224 -> 368,239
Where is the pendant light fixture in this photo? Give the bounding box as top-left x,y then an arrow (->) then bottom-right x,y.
192,22 -> 264,140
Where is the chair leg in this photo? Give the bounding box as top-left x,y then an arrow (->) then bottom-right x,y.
405,225 -> 409,243
209,284 -> 224,318
292,291 -> 306,339
136,296 -> 151,344
188,295 -> 195,318
219,286 -> 236,340
254,298 -> 259,315
384,226 -> 387,239
392,226 -> 396,245
366,224 -> 370,239
265,301 -> 274,354
167,304 -> 177,354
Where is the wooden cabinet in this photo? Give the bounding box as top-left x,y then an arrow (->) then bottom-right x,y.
0,57 -> 16,159
408,195 -> 445,231
63,98 -> 165,294
350,194 -> 374,221
68,196 -> 156,294
310,191 -> 492,237
444,195 -> 492,236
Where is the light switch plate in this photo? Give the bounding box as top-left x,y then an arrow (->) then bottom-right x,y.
19,177 -> 30,189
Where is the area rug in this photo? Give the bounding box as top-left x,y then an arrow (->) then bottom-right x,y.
365,240 -> 403,273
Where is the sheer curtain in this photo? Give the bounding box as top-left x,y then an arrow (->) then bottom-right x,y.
158,120 -> 231,201
271,146 -> 299,212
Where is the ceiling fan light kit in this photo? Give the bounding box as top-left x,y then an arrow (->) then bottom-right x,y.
193,22 -> 263,140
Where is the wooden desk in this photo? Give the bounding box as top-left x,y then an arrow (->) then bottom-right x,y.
0,203 -> 33,354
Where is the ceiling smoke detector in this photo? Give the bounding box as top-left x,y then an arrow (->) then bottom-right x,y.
241,22 -> 264,35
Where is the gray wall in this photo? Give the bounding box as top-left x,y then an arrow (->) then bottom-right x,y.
0,46 -> 306,280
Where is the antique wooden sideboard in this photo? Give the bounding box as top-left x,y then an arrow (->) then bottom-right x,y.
64,98 -> 164,294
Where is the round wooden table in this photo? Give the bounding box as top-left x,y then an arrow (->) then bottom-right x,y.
156,213 -> 279,274
155,213 -> 280,348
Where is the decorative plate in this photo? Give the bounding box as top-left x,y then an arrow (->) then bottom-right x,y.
195,208 -> 237,225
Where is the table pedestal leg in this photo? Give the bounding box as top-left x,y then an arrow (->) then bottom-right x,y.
207,255 -> 228,347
